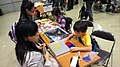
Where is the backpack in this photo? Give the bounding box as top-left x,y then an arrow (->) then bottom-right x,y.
78,3 -> 88,20
60,17 -> 73,33
8,21 -> 18,43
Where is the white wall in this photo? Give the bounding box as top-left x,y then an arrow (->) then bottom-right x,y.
0,0 -> 22,13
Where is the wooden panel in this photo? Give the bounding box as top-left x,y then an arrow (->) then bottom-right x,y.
80,53 -> 101,67
36,4 -> 52,14
56,52 -> 70,67
39,33 -> 50,44
56,38 -> 101,67
70,38 -> 84,47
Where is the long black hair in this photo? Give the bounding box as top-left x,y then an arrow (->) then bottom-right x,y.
15,20 -> 42,66
19,1 -> 34,21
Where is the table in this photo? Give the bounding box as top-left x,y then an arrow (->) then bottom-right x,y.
35,19 -> 56,44
35,2 -> 52,14
40,33 -> 101,67
39,27 -> 69,44
35,19 -> 58,32
36,19 -> 65,44
37,19 -> 101,67
56,38 -> 101,67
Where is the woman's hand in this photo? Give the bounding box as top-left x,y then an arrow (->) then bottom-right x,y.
37,43 -> 46,49
44,51 -> 51,61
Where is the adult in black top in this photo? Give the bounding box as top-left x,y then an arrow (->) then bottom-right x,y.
19,0 -> 36,21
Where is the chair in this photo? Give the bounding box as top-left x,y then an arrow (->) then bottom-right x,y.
91,30 -> 116,67
65,17 -> 73,34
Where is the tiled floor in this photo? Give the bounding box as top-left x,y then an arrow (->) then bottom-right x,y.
0,1 -> 120,67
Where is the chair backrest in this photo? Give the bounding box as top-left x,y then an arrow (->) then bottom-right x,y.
65,17 -> 73,31
91,30 -> 115,41
91,30 -> 115,67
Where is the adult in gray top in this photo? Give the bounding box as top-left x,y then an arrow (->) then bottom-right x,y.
15,20 -> 58,67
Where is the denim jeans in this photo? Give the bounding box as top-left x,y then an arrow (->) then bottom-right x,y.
67,0 -> 74,10
86,1 -> 94,21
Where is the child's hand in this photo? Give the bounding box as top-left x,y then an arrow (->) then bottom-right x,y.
70,47 -> 79,51
64,37 -> 69,43
64,33 -> 74,43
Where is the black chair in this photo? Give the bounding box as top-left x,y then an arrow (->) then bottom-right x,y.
65,17 -> 73,34
91,30 -> 116,67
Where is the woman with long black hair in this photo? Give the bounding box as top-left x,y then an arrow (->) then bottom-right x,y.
15,20 -> 58,67
19,0 -> 38,21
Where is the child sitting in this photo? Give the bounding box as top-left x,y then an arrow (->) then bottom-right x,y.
66,20 -> 92,52
51,7 -> 66,30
